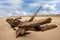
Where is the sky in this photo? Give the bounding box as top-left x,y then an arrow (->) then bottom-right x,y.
0,0 -> 60,17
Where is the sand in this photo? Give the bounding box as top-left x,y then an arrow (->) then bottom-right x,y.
0,16 -> 60,40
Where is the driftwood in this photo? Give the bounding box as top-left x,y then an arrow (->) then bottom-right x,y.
6,17 -> 22,30
16,18 -> 52,37
16,24 -> 57,37
18,18 -> 52,28
6,5 -> 57,37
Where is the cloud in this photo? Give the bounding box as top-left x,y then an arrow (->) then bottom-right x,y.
42,11 -> 48,15
39,11 -> 49,15
40,10 -> 60,15
41,4 -> 58,15
43,4 -> 56,11
0,10 -> 10,17
51,0 -> 60,1
43,0 -> 60,4
28,0 -> 59,9
15,11 -> 28,16
0,0 -> 60,17
29,3 -> 39,7
7,10 -> 33,16
6,0 -> 23,5
0,10 -> 33,17
0,0 -> 24,17
28,0 -> 41,8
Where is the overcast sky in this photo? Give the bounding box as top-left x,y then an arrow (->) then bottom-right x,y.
0,0 -> 60,17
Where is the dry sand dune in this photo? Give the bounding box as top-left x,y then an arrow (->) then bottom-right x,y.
0,16 -> 60,40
